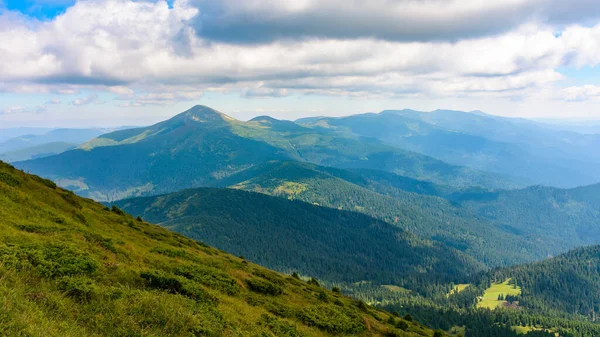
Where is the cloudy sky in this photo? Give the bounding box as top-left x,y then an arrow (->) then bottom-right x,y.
1,0 -> 600,127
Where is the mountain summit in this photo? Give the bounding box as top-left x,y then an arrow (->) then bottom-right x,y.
172,105 -> 233,125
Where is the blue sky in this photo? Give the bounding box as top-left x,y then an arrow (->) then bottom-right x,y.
1,0 -> 600,127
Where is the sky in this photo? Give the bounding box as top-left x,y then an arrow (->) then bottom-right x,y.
1,0 -> 600,127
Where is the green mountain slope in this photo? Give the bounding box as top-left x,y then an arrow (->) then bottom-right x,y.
0,160 -> 439,337
15,105 -> 521,201
213,160 -> 541,266
213,160 -> 600,268
115,186 -> 483,295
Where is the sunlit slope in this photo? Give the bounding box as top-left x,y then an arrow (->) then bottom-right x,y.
0,161 -> 438,337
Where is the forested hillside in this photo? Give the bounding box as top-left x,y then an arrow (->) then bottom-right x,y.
116,186 -> 483,295
214,160 -> 600,268
0,160 -> 436,337
489,245 -> 600,319
215,160 -> 545,266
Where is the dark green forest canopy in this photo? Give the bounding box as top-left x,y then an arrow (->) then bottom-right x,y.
116,186 -> 483,293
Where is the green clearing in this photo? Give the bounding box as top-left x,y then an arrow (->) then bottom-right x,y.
382,285 -> 411,293
477,279 -> 521,309
512,326 -> 557,336
447,284 -> 470,297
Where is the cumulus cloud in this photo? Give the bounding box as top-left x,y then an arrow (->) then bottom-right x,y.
190,0 -> 600,43
560,85 -> 600,101
0,0 -> 599,104
72,93 -> 99,105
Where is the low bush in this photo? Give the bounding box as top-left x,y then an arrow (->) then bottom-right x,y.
0,172 -> 20,187
297,305 -> 366,334
140,270 -> 217,304
58,276 -> 98,302
246,278 -> 283,296
174,265 -> 241,296
258,314 -> 305,337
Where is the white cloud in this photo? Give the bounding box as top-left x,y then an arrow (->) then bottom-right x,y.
72,93 -> 99,105
0,0 -> 598,106
560,85 -> 600,101
2,106 -> 24,114
190,0 -> 600,43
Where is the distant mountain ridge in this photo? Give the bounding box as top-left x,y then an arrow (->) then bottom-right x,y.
297,109 -> 600,187
16,105 -> 520,201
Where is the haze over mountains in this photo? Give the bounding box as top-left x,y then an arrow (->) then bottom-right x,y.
0,127 -> 124,162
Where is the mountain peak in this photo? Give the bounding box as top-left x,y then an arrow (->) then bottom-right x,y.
175,105 -> 236,124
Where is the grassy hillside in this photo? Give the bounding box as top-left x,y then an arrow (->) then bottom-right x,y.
0,161 -> 440,337
16,105 -> 520,201
115,186 -> 483,296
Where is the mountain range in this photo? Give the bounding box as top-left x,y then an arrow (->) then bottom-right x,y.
15,105 -> 526,201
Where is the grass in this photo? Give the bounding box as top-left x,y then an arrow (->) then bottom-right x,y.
477,279 -> 521,309
0,161 -> 435,337
382,285 -> 411,293
447,284 -> 470,297
512,326 -> 557,336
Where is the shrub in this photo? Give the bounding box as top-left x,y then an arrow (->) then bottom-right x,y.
433,330 -> 445,337
84,232 -> 117,253
404,314 -> 413,322
16,224 -> 63,234
246,278 -> 283,296
111,205 -> 125,215
291,272 -> 300,279
331,286 -> 341,293
385,330 -> 403,337
32,175 -> 57,189
258,314 -> 305,337
174,265 -> 241,296
0,172 -> 20,187
150,247 -> 187,258
317,290 -> 329,302
58,276 -> 98,302
298,305 -> 366,334
61,192 -> 82,209
0,244 -> 98,278
307,277 -> 320,287
356,300 -> 368,311
397,320 -> 409,331
140,270 -> 217,304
